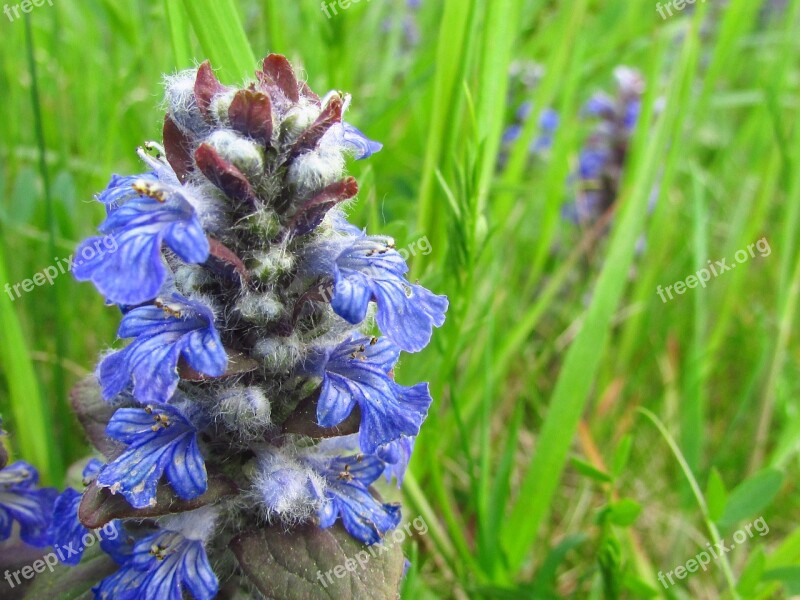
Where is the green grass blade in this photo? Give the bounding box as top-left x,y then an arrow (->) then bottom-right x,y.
0,243 -> 60,484
23,13 -> 72,470
500,7 -> 705,568
179,0 -> 256,81
165,0 -> 194,69
638,408 -> 739,598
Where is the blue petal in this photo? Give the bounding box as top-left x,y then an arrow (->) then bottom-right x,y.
330,269 -> 372,324
341,123 -> 383,160
331,238 -> 448,353
116,531 -> 218,600
318,455 -> 401,545
82,458 -> 105,483
96,173 -> 156,210
315,337 -> 432,454
371,280 -> 449,353
74,175 -> 209,306
377,436 -> 415,486
93,565 -> 148,600
73,229 -> 166,306
0,462 -> 56,547
49,488 -> 86,565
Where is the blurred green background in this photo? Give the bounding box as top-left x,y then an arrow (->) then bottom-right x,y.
1,0 -> 799,597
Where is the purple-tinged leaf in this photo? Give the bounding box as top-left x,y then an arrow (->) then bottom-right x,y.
194,61 -> 227,119
228,89 -> 274,147
202,237 -> 251,285
230,523 -> 405,600
291,94 -> 344,156
257,54 -> 300,103
69,377 -> 125,460
195,143 -> 255,204
78,475 -> 237,529
288,177 -> 359,236
163,114 -> 194,183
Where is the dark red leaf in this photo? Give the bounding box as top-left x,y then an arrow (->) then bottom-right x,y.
291,94 -> 344,157
202,237 -> 251,285
162,114 -> 194,183
257,54 -> 300,102
194,61 -> 227,119
228,89 -> 273,147
288,177 -> 358,236
194,143 -> 255,204
298,81 -> 321,104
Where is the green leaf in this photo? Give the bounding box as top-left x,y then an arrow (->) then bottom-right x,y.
21,544 -> 117,600
571,456 -> 612,483
621,572 -> 659,598
717,469 -> 783,529
531,533 -> 587,592
7,167 -> 38,226
706,468 -> 728,523
764,566 -> 800,595
736,546 -> 766,597
230,523 -> 406,600
611,435 -> 633,478
606,499 -> 642,528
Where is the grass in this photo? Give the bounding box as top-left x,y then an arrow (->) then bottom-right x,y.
1,0 -> 799,598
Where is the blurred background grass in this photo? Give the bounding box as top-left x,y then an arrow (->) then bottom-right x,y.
1,0 -> 799,598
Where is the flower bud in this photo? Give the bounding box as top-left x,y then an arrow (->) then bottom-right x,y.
216,386 -> 272,437
206,130 -> 265,178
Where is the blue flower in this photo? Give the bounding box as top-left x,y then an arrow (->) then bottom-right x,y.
96,403 -> 207,509
377,436 -> 415,486
309,336 -> 432,454
583,92 -> 615,118
94,529 -> 218,600
73,172 -> 209,306
340,123 -> 383,160
49,459 -> 123,566
98,293 -> 227,405
314,454 -> 401,545
578,147 -> 609,180
0,461 -> 56,547
327,236 -> 448,353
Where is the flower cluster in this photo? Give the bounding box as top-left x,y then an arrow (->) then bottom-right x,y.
500,66 -> 653,227
562,66 -> 649,225
63,55 -> 447,598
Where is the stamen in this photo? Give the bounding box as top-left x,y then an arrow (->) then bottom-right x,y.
154,299 -> 183,319
132,180 -> 168,202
